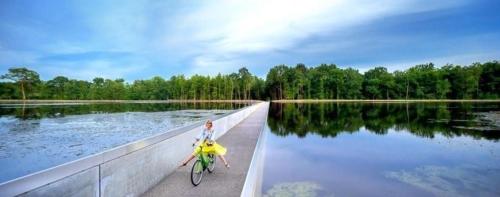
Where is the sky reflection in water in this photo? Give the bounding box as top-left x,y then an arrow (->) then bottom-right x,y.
262,102 -> 500,197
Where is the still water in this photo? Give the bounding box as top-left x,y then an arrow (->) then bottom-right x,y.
262,102 -> 500,197
0,102 -> 246,183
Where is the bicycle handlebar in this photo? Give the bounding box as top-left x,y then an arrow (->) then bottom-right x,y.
193,139 -> 215,148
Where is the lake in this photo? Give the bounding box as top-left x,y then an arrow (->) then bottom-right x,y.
262,102 -> 500,197
0,102 -> 247,183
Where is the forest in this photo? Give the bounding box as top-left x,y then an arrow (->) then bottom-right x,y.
0,61 -> 499,100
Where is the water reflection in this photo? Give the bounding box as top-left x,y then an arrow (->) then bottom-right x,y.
386,165 -> 500,197
0,102 -> 248,120
268,102 -> 500,140
263,182 -> 330,197
263,102 -> 500,197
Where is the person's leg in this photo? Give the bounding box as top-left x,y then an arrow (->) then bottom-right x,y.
181,144 -> 200,167
218,155 -> 230,168
180,154 -> 196,167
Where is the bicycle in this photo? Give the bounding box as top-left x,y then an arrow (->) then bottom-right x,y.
190,141 -> 216,186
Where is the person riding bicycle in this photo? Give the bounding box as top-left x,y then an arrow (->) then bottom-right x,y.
180,119 -> 230,168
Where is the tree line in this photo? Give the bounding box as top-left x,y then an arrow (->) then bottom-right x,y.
0,67 -> 265,100
1,61 -> 498,100
266,61 -> 499,100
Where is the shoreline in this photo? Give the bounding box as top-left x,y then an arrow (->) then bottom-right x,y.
1,99 -> 500,104
272,99 -> 500,103
0,99 -> 259,104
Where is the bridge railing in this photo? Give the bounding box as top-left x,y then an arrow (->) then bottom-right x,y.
240,103 -> 269,197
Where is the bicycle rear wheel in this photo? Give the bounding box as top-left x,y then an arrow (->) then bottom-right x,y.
207,154 -> 216,173
191,160 -> 203,186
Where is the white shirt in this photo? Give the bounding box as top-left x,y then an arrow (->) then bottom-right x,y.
196,126 -> 215,141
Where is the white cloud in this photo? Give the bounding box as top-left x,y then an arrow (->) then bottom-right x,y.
2,0 -> 481,79
40,60 -> 146,81
386,165 -> 500,197
187,54 -> 243,76
163,0 -> 467,74
354,50 -> 500,73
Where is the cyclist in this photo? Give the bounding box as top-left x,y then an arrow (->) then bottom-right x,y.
180,119 -> 230,168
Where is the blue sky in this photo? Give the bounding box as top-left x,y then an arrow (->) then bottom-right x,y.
1,0 -> 499,81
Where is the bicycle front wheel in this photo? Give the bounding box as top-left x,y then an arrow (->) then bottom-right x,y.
207,154 -> 216,173
191,160 -> 204,186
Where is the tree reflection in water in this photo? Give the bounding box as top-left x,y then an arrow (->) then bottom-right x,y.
268,102 -> 500,140
0,102 -> 248,120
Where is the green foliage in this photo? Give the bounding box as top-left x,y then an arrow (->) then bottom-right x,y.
478,61 -> 500,99
265,61 -> 499,100
363,67 -> 394,99
0,61 -> 498,100
266,65 -> 288,100
0,82 -> 18,99
1,67 -> 41,100
342,68 -> 363,99
0,67 -> 265,100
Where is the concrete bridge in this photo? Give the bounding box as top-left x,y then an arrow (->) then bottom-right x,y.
143,101 -> 268,197
0,102 -> 269,197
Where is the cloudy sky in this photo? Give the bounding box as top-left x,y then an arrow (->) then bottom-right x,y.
1,0 -> 499,80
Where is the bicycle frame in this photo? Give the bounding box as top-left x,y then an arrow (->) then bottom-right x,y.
195,142 -> 214,169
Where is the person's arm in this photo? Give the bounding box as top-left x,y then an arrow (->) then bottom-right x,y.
193,129 -> 203,146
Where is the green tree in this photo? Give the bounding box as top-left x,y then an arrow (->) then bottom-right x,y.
479,61 -> 500,98
1,67 -> 41,100
411,63 -> 438,98
90,77 -> 105,99
435,79 -> 451,99
342,68 -> 363,99
64,79 -> 91,99
0,82 -> 17,99
266,65 -> 288,100
435,69 -> 451,99
293,64 -> 308,99
393,71 -> 408,99
238,67 -> 253,100
46,76 -> 69,99
363,67 -> 394,99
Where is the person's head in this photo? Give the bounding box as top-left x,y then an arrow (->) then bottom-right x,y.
205,119 -> 213,129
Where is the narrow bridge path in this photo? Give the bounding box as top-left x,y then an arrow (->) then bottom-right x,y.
142,102 -> 269,197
